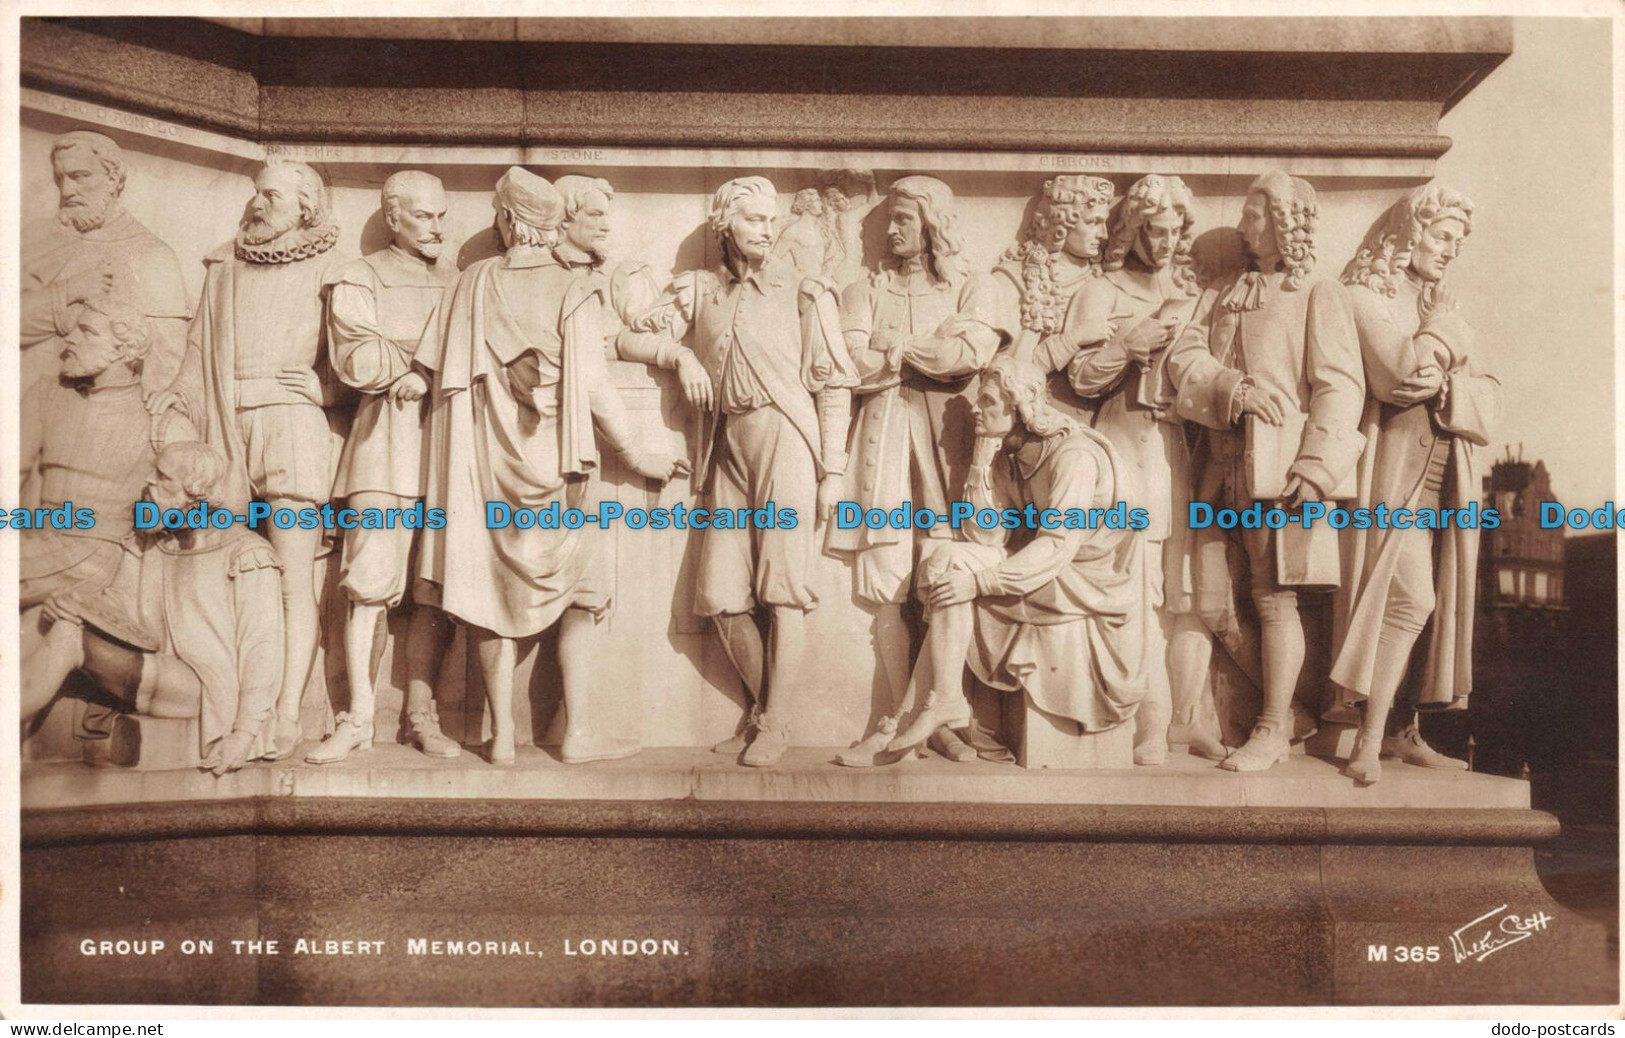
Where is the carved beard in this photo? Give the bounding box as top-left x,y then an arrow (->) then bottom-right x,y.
239,208 -> 302,246
57,187 -> 116,233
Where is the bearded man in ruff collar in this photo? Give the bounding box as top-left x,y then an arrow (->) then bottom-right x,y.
150,157 -> 348,760
21,130 -> 189,397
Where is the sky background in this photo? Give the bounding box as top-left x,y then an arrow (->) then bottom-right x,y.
1432,17 -> 1615,510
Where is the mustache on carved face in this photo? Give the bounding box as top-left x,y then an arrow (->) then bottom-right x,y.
240,208 -> 301,245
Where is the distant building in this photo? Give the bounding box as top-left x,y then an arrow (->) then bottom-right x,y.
1480,453 -> 1565,609
1470,451 -> 1616,793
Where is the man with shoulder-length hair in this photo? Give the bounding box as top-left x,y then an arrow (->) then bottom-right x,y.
1166,169 -> 1366,772
1331,184 -> 1498,784
826,174 -> 1013,765
643,175 -> 858,766
1059,173 -> 1222,766
148,156 -> 349,761
882,354 -> 1148,761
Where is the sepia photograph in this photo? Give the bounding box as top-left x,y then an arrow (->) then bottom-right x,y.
3,1 -> 1619,1016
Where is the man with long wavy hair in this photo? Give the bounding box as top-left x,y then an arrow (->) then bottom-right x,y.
1331,184 -> 1498,784
1166,170 -> 1365,773
884,354 -> 1147,761
827,175 -> 1012,765
1060,173 -> 1223,766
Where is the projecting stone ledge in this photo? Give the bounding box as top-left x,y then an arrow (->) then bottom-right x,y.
21,744 -> 1531,811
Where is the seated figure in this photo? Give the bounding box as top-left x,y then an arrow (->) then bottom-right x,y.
22,441 -> 284,775
886,354 -> 1148,759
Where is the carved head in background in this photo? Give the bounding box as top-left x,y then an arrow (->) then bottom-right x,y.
382,170 -> 448,262
790,188 -> 824,217
976,353 -> 1076,442
59,295 -> 152,382
145,440 -> 227,515
1341,184 -> 1475,296
555,174 -> 616,263
241,158 -> 333,246
1239,170 -> 1317,290
492,166 -> 564,251
1029,175 -> 1116,262
1104,174 -> 1198,293
886,175 -> 968,285
709,176 -> 777,274
51,130 -> 125,233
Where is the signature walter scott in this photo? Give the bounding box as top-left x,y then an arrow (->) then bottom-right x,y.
1449,904 -> 1556,963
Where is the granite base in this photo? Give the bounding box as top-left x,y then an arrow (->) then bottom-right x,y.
19,752 -> 1614,1008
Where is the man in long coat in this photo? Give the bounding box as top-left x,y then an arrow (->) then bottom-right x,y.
1332,185 -> 1499,784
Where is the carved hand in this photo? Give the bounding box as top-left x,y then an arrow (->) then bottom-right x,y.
675,352 -> 714,412
41,594 -> 85,628
389,371 -> 430,404
928,569 -> 979,609
622,446 -> 691,484
816,473 -> 843,526
276,366 -> 324,406
1121,315 -> 1180,365
1281,474 -> 1322,509
1239,382 -> 1291,426
203,730 -> 259,776
144,388 -> 189,418
1392,364 -> 1445,405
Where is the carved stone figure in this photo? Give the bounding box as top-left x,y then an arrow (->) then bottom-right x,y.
992,175 -> 1117,397
306,171 -> 459,765
551,175 -> 714,410
21,130 -> 189,397
20,296 -> 160,622
885,354 -> 1147,758
825,175 -> 1012,765
1054,174 -> 1223,765
22,441 -> 283,776
149,157 -> 348,761
773,187 -> 828,279
412,167 -> 685,765
1332,185 -> 1498,784
1166,170 -> 1366,772
817,169 -> 882,287
653,176 -> 858,766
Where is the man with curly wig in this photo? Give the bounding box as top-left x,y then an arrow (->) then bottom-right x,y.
1331,184 -> 1498,784
1057,173 -> 1224,766
884,354 -> 1147,760
826,175 -> 1013,765
1166,170 -> 1365,772
991,175 -> 1116,416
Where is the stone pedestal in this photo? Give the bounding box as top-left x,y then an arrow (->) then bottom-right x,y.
20,754 -> 1613,1007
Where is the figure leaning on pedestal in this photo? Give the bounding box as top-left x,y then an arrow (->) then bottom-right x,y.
1053,174 -> 1224,766
883,354 -> 1148,760
412,168 -> 686,766
22,130 -> 189,398
148,158 -> 349,762
23,441 -> 283,776
306,171 -> 459,765
1331,185 -> 1499,785
824,174 -> 1013,766
641,177 -> 858,767
1165,170 -> 1366,773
